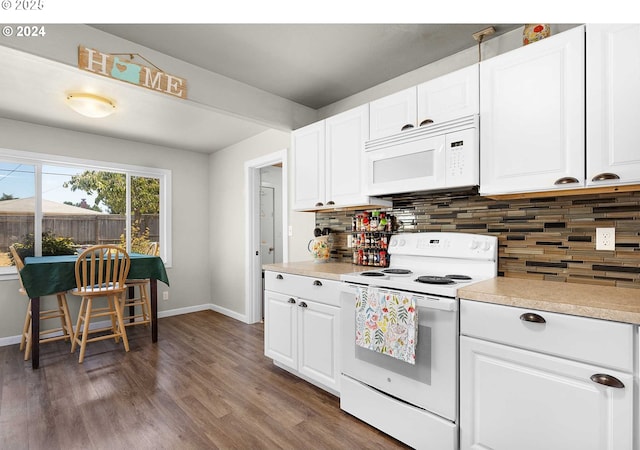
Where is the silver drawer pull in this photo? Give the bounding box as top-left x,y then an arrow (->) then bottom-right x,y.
590,373 -> 625,389
287,298 -> 296,304
298,301 -> 308,308
519,312 -> 546,324
276,274 -> 284,280
313,280 -> 322,286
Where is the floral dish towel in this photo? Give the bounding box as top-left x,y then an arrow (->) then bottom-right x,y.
355,286 -> 418,365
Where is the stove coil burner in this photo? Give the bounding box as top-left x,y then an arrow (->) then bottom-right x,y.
382,268 -> 413,275
360,271 -> 387,277
445,274 -> 472,281
415,276 -> 456,285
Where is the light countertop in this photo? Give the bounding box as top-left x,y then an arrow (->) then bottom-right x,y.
458,277 -> 640,325
263,262 -> 640,324
262,261 -> 370,281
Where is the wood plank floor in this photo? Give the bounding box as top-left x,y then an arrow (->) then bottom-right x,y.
0,310 -> 410,449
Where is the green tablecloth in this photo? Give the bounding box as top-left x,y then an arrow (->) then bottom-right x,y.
21,253 -> 170,298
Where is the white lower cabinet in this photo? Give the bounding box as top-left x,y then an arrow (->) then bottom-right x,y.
460,300 -> 635,450
264,272 -> 341,394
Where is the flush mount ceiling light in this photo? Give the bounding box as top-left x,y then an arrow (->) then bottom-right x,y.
66,93 -> 116,118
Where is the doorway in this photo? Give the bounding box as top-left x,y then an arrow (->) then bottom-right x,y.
260,165 -> 283,266
244,150 -> 288,324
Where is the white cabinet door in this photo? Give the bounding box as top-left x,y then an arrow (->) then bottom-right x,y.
480,26 -> 585,195
369,87 -> 417,140
460,336 -> 634,450
292,121 -> 325,210
587,24 -> 640,186
264,290 -> 297,369
298,299 -> 340,392
417,64 -> 479,126
325,105 -> 369,206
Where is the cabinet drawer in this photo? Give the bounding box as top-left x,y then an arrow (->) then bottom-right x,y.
264,271 -> 341,306
460,300 -> 634,372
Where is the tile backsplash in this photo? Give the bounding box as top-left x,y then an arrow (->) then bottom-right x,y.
315,190 -> 640,289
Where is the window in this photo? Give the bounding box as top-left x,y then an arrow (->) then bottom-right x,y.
0,149 -> 171,278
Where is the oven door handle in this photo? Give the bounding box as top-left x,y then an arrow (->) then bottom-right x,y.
340,283 -> 457,312
419,295 -> 457,312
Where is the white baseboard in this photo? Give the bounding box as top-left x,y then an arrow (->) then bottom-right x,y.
0,303 -> 251,348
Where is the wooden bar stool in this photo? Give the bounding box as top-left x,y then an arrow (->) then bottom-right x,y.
69,245 -> 131,363
10,245 -> 73,361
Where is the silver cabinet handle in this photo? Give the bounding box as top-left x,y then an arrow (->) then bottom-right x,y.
520,312 -> 546,324
554,177 -> 580,185
312,280 -> 323,286
419,118 -> 434,127
276,274 -> 284,280
287,298 -> 296,304
591,172 -> 620,182
298,301 -> 308,308
590,373 -> 625,388
401,124 -> 414,131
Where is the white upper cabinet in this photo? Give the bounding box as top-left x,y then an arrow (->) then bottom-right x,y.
292,105 -> 391,211
480,26 -> 586,195
369,87 -> 417,141
292,120 -> 325,210
417,64 -> 479,126
369,65 -> 479,141
586,24 -> 640,186
325,105 -> 369,206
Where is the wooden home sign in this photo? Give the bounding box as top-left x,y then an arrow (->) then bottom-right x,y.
78,45 -> 187,99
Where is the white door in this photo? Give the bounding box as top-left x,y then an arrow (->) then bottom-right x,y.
587,24 -> 640,186
369,87 -> 417,140
259,186 -> 275,265
298,299 -> 340,392
480,26 -> 585,195
325,104 -> 369,207
417,64 -> 479,125
460,336 -> 634,450
292,120 -> 325,210
263,290 -> 297,369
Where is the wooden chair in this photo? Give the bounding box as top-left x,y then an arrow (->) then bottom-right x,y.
10,245 -> 73,361
123,242 -> 159,328
69,245 -> 131,363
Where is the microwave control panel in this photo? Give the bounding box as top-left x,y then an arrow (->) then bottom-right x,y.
445,127 -> 478,187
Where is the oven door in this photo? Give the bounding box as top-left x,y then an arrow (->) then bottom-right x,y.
340,283 -> 458,421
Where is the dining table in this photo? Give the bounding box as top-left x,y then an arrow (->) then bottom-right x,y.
19,252 -> 170,369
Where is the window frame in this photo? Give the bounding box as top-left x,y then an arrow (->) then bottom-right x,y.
0,147 -> 172,280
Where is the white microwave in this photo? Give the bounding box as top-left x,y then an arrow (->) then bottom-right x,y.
364,115 -> 479,196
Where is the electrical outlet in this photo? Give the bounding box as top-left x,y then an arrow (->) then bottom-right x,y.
596,228 -> 615,251
347,234 -> 353,248
162,291 -> 169,301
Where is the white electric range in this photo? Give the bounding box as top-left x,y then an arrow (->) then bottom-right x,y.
339,232 -> 498,449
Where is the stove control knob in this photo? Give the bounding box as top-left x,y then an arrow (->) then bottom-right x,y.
397,239 -> 406,247
469,240 -> 479,250
481,241 -> 492,251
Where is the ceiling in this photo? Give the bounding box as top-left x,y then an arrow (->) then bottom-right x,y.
92,24 -> 521,109
0,24 -> 521,153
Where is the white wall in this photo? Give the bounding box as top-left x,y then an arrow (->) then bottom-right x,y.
0,117 -> 211,340
208,129 -> 314,317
